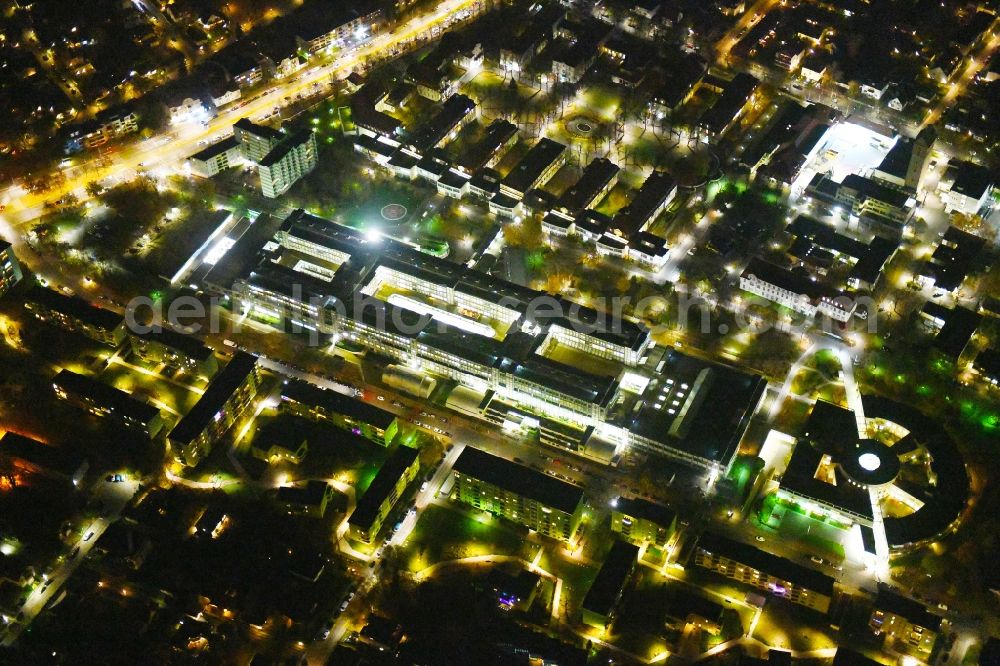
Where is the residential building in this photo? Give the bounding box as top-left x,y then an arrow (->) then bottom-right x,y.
129,328 -> 218,379
167,352 -> 260,466
276,480 -> 335,517
409,94 -> 476,152
280,379 -> 398,445
52,370 -> 163,438
693,532 -> 837,613
610,496 -> 677,548
348,445 -> 420,543
740,258 -> 856,321
0,432 -> 89,487
233,118 -> 284,163
973,349 -> 1000,386
500,138 -> 567,199
699,73 -> 759,138
555,158 -> 619,214
581,540 -> 639,628
0,241 -> 23,299
450,447 -> 585,541
189,137 -> 244,177
869,588 -> 942,658
458,119 -> 518,173
914,226 -> 985,295
609,170 -> 677,240
258,129 -> 319,198
24,285 -> 127,347
941,160 -> 995,216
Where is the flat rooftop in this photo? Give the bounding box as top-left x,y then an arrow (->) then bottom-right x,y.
623,350 -> 766,465
26,285 -> 124,331
501,138 -> 566,195
556,158 -> 619,213
348,444 -> 418,530
133,327 -> 214,362
0,432 -> 86,477
452,447 -> 584,515
582,540 -> 638,618
614,496 -> 676,527
281,379 -> 395,429
53,369 -> 160,425
168,351 -> 257,444
696,531 -> 836,596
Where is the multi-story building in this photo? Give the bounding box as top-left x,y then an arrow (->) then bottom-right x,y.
805,173 -> 915,237
167,352 -> 260,466
52,369 -> 164,438
25,285 -> 127,347
693,532 -> 836,613
941,160 -> 995,216
290,2 -> 383,55
189,137 -> 244,177
500,138 -> 567,200
348,444 -> 420,543
0,432 -> 89,487
258,129 -> 319,198
698,73 -> 759,138
279,379 -> 399,445
611,496 -> 677,548
233,118 -> 284,164
129,327 -> 218,379
0,241 -> 23,299
740,258 -> 856,321
450,447 -> 585,541
581,540 -> 639,628
555,158 -> 619,215
276,480 -> 335,517
229,210 -> 764,474
869,588 -> 942,658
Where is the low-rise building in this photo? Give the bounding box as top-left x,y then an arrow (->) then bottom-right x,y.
258,129 -> 319,198
0,242 -> 22,299
276,480 -> 335,517
0,432 -> 89,487
869,587 -> 942,658
500,138 -> 567,200
450,447 -> 585,542
973,349 -> 1000,386
610,496 -> 677,548
280,379 -> 398,445
189,137 -> 244,178
693,532 -> 836,613
555,158 -> 619,215
699,73 -> 759,138
25,285 -> 126,347
581,540 -> 639,628
348,445 -> 420,543
52,369 -> 163,438
941,160 -> 995,216
167,352 -> 260,466
129,328 -> 218,379
740,258 -> 855,321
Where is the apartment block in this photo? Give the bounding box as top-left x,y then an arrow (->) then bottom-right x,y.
259,129 -> 319,198
450,447 -> 585,541
53,369 -> 164,438
25,285 -> 127,347
348,445 -> 420,543
167,352 -> 261,466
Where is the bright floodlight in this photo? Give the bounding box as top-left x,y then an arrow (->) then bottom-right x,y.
858,453 -> 881,472
365,228 -> 381,243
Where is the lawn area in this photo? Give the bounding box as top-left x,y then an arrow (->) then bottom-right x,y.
538,549 -> 600,618
399,503 -> 535,573
751,598 -> 837,652
240,409 -> 391,484
98,361 -> 202,417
